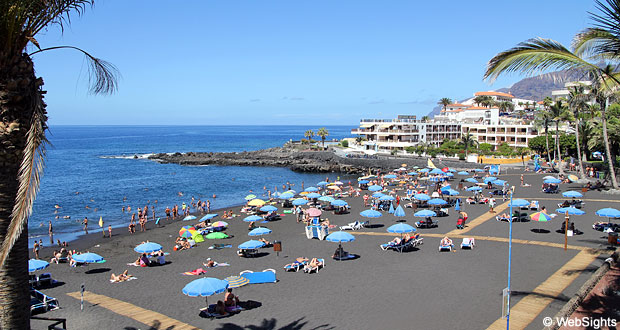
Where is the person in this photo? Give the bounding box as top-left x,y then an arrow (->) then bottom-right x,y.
388,236 -> 402,245
497,212 -> 510,221
440,236 -> 453,247
48,220 -> 53,236
33,240 -> 40,259
489,198 -> 496,213
258,237 -> 272,246
108,225 -> 112,238
50,250 -> 61,263
203,258 -> 216,268
214,300 -> 228,316
110,270 -> 132,282
248,221 -> 256,230
82,217 -> 88,234
224,288 -> 240,307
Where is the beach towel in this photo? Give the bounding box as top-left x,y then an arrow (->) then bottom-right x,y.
182,268 -> 207,276
110,276 -> 137,283
208,244 -> 232,250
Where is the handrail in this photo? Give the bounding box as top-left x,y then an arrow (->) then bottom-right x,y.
30,316 -> 67,330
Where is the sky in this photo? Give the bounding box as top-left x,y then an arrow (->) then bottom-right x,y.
32,0 -> 596,125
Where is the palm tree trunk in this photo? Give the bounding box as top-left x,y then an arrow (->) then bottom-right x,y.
544,126 -> 551,164
556,122 -> 564,175
603,98 -> 619,189
574,120 -> 586,180
0,54 -> 41,330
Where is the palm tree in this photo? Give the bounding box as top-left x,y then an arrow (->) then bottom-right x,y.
459,129 -> 479,157
549,100 -> 573,175
534,110 -> 553,162
498,101 -> 515,113
484,36 -> 619,188
316,127 -> 329,147
304,129 -> 314,143
438,97 -> 452,112
0,1 -> 118,328
473,95 -> 486,107
421,115 -> 429,122
568,84 -> 589,179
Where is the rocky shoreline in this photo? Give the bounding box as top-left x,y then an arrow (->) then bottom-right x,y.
148,147 -> 487,174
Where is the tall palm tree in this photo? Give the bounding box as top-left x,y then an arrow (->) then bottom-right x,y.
316,127 -> 329,147
0,2 -> 118,328
304,129 -> 314,143
568,85 -> 589,179
549,100 -> 573,175
438,97 -> 452,112
459,129 -> 479,157
534,110 -> 553,162
473,95 -> 486,107
498,101 -> 515,113
484,37 -> 619,188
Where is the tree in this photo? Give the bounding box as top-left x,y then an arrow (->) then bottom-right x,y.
438,98 -> 452,112
316,127 -> 329,147
568,84 -> 589,179
304,129 -> 314,143
528,136 -> 549,155
459,129 -> 479,157
421,115 -> 429,122
0,2 -> 119,328
473,95 -> 486,107
498,101 -> 515,113
534,110 -> 553,161
548,100 -> 573,175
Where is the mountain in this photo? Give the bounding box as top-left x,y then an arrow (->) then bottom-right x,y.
428,70 -> 585,117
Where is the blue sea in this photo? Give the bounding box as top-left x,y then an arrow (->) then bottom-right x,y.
29,125 -> 354,244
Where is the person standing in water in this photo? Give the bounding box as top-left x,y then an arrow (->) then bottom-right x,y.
82,217 -> 88,234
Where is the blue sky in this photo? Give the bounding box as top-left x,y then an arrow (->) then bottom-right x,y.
33,1 -> 595,125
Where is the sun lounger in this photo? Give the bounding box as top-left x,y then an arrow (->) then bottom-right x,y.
439,240 -> 454,252
530,200 -> 539,210
283,260 -> 307,272
415,219 -> 438,228
30,289 -> 59,315
208,244 -> 232,250
303,259 -> 325,274
237,249 -> 258,258
339,221 -> 367,230
240,269 -> 277,284
460,238 -> 475,249
305,224 -> 328,240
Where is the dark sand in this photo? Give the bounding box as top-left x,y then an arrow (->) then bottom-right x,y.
30,171 -> 617,330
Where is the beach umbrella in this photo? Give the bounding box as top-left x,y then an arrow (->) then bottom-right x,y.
28,259 -> 49,272
205,232 -> 229,239
292,198 -> 308,206
307,208 -> 322,217
483,177 -> 498,183
465,178 -> 478,183
542,175 -> 556,180
278,192 -> 294,199
568,174 -> 579,182
556,207 -> 586,216
443,189 -> 460,196
562,191 -> 583,198
372,192 -> 385,198
211,221 -> 228,228
243,215 -> 263,222
544,178 -> 562,184
183,215 -> 197,221
388,202 -> 395,214
474,169 -> 484,172
430,168 -> 445,175
179,226 -> 197,238
455,199 -> 461,211
414,193 -> 430,201
331,200 -> 348,207
260,205 -> 278,212
457,171 -> 469,175
393,205 -> 406,218
379,195 -> 395,201
596,208 -> 620,219
200,214 -> 218,221
530,211 -> 552,222
248,227 -> 272,236
414,210 -> 437,217
182,277 -> 229,306
360,209 -> 382,218
306,193 -> 321,199
419,168 -> 430,173
466,186 -> 482,192
384,174 -> 397,179
509,199 -> 530,208
326,231 -> 356,260
327,185 -> 341,191
387,223 -> 416,233
492,179 -> 507,186
248,199 -> 266,206
304,187 -> 319,192
445,173 -> 454,177
368,185 -> 383,192
358,180 -> 370,184
407,172 -> 418,176
318,196 -> 335,202
134,242 -> 162,254
244,194 -> 256,200
428,198 -> 447,206
317,181 -> 328,186
225,276 -> 250,289
238,240 -> 266,250
72,252 -> 104,264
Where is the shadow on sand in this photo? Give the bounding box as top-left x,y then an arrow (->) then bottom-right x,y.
215,316 -> 334,330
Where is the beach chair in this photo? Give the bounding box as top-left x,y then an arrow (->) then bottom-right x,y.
415,218 -> 438,228
237,248 -> 258,258
305,223 -> 328,240
340,221 -> 363,231
460,238 -> 475,249
530,200 -> 539,210
439,240 -> 454,252
303,259 -> 325,274
30,289 -> 59,315
37,273 -> 53,288
240,269 -> 277,284
283,259 -> 307,272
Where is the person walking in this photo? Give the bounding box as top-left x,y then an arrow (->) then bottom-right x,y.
82,217 -> 89,234
489,198 -> 496,213
33,241 -> 40,259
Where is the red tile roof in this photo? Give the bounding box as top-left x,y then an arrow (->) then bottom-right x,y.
474,91 -> 514,98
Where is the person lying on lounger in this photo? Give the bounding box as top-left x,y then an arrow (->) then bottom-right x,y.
440,236 -> 453,247
258,238 -> 272,246
305,258 -> 323,270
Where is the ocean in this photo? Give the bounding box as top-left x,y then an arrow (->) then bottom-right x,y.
28,125 -> 354,245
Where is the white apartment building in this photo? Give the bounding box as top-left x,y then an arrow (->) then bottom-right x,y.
551,81 -> 593,101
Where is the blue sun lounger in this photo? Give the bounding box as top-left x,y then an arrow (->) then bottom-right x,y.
240,269 -> 277,284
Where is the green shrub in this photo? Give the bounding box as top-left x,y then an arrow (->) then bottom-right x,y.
341,140 -> 349,148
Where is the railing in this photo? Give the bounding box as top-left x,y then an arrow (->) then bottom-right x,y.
31,316 -> 67,330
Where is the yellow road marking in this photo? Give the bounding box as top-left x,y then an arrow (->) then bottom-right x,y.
446,201 -> 510,235
485,250 -> 601,330
66,291 -> 200,330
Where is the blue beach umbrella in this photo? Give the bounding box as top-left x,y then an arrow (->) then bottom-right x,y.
407,172 -> 418,176
509,199 -> 530,208
457,171 -> 469,175
414,193 -> 430,201
331,200 -> 348,207
360,209 -> 382,218
556,207 -> 586,215
72,252 -> 104,263
384,174 -> 397,179
466,186 -> 482,192
596,208 -> 620,218
28,259 -> 49,272
292,198 -> 308,206
387,223 -> 416,234
200,214 -> 218,221
465,178 -> 478,183
393,205 -> 406,217
318,196 -> 335,202
428,198 -> 448,206
326,231 -> 356,243
443,189 -> 460,196
248,227 -> 272,236
455,199 -> 461,211
492,179 -> 507,186
260,205 -> 278,212
372,192 -> 385,198
474,169 -> 484,172
305,187 -> 319,192
182,277 -> 229,298
388,203 -> 395,214
238,240 -> 266,250
134,242 -> 163,254
419,168 -> 430,173
414,210 -> 437,217
430,168 -> 445,175
483,177 -> 498,183
243,215 -> 263,222
317,181 -> 328,186
562,191 -> 583,198
368,185 -> 383,192
379,195 -> 396,201
278,192 -> 294,199
358,180 -> 370,184
445,173 -> 454,177
183,215 -> 197,221
544,178 -> 562,184
306,192 -> 321,199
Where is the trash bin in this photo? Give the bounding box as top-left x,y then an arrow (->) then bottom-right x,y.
609,232 -> 618,245
273,240 -> 282,252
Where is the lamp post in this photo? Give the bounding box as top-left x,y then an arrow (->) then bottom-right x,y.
506,186 -> 515,329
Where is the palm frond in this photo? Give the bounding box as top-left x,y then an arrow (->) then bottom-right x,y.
484,38 -> 603,83
30,45 -> 119,94
589,0 -> 620,45
573,28 -> 620,59
0,89 -> 48,270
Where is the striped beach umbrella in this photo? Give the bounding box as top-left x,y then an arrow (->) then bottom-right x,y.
211,221 -> 229,228
530,212 -> 552,222
225,276 -> 250,288
179,226 -> 197,238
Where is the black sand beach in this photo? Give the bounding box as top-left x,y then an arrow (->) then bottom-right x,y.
30,171 -> 617,330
